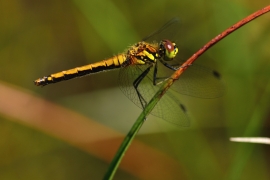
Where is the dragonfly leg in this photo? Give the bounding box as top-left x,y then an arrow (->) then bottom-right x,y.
180,64 -> 192,68
160,60 -> 180,70
133,65 -> 152,109
172,64 -> 193,81
153,62 -> 170,86
153,61 -> 180,85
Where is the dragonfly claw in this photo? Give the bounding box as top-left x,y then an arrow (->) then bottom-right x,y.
180,63 -> 192,68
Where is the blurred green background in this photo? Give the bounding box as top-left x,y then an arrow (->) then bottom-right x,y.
0,0 -> 270,179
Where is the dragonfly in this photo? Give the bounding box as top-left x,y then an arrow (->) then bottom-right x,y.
34,18 -> 223,127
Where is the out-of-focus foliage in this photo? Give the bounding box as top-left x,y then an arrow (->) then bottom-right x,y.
0,0 -> 269,179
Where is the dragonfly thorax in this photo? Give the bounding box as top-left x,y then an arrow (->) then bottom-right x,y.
126,40 -> 178,66
126,42 -> 160,66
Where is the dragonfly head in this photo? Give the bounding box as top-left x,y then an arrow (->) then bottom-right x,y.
160,39 -> 178,60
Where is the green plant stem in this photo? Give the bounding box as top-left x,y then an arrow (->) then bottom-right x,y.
102,115 -> 144,180
103,5 -> 270,180
103,92 -> 160,180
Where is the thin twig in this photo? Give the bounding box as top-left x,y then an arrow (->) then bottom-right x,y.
104,5 -> 270,180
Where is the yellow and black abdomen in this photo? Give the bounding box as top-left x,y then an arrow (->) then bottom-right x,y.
34,54 -> 127,86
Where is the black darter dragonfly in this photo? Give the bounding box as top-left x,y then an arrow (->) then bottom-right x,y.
34,18 -> 223,127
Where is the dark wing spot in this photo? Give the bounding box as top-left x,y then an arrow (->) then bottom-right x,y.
213,70 -> 221,79
179,104 -> 187,113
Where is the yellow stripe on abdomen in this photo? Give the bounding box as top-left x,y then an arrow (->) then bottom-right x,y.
34,54 -> 127,86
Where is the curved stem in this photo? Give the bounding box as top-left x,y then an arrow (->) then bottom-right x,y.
103,5 -> 270,180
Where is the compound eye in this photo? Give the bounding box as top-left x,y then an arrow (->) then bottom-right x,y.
163,40 -> 174,53
162,40 -> 178,59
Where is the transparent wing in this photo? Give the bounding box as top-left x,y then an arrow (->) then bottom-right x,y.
142,18 -> 181,43
118,18 -> 223,127
119,64 -> 190,127
172,64 -> 224,98
156,60 -> 224,98
143,18 -> 224,98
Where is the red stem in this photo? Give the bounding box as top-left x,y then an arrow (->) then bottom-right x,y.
174,5 -> 270,79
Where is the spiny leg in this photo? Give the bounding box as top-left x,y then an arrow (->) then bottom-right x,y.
153,61 -> 178,86
155,60 -> 192,82
153,61 -> 170,86
133,65 -> 153,110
